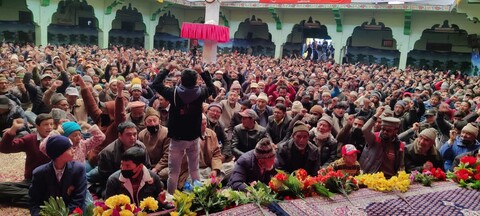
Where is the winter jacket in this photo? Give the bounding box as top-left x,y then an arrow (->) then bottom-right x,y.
232,123 -> 267,158
228,150 -> 276,191
276,138 -> 322,176
404,141 -> 443,172
105,166 -> 163,205
29,161 -> 87,216
440,137 -> 480,171
151,69 -> 215,141
266,115 -> 292,144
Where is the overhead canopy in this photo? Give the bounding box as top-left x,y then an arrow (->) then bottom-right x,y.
184,0 -> 456,5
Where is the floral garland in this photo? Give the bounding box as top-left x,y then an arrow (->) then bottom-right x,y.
410,167 -> 446,186
355,171 -> 410,193
447,155 -> 480,190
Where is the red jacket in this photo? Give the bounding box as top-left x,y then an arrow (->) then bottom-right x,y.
0,133 -> 50,180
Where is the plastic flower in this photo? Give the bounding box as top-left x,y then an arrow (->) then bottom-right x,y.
139,197 -> 159,212
460,156 -> 477,165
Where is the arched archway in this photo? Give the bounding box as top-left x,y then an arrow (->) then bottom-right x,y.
154,11 -> 188,51
345,19 -> 400,67
282,17 -> 332,58
48,0 -> 98,45
233,16 -> 275,56
0,0 -> 35,44
407,20 -> 472,73
109,4 -> 146,48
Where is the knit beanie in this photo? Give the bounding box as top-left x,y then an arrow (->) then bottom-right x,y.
131,77 -> 141,86
291,101 -> 303,113
319,115 -> 333,127
462,123 -> 479,137
46,136 -> 72,160
310,105 -> 323,114
419,128 -> 437,141
257,93 -> 268,102
293,121 -> 309,135
62,122 -> 81,137
254,138 -> 275,159
441,82 -> 449,90
395,100 -> 405,108
145,107 -> 160,119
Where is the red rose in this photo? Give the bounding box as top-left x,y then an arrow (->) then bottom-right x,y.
72,207 -> 82,216
476,164 -> 480,173
460,156 -> 477,165
431,168 -> 446,181
455,169 -> 472,181
296,169 -> 308,180
475,173 -> 480,180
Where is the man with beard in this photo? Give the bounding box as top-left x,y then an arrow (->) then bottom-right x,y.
277,121 -> 322,176
404,128 -> 443,172
252,93 -> 273,127
336,115 -> 366,157
23,69 -> 55,114
130,84 -> 149,106
360,106 -> 405,178
138,107 -> 170,182
127,101 -> 147,132
206,103 -> 233,162
440,123 -> 480,171
219,90 -> 241,132
266,103 -> 291,145
309,115 -> 338,167
228,138 -> 276,191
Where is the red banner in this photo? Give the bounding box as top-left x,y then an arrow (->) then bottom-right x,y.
259,0 -> 350,3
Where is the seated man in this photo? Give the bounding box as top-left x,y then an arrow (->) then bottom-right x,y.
88,121 -> 150,198
0,95 -> 29,137
276,121 -> 322,176
29,136 -> 87,215
177,114 -> 234,189
404,128 -> 443,172
106,147 -> 168,207
138,107 -> 170,182
440,123 -> 480,171
228,138 -> 276,191
0,114 -> 53,208
232,109 -> 267,159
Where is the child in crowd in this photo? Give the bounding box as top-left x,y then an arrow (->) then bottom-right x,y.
29,136 -> 87,216
329,144 -> 362,176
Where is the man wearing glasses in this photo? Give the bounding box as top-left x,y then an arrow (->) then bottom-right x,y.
359,106 -> 405,178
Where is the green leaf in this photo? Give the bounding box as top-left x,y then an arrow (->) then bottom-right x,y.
312,183 -> 334,198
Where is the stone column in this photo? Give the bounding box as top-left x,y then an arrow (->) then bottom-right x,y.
203,1 -> 221,63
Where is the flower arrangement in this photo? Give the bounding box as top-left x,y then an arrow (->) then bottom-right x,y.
447,155 -> 480,190
171,178 -> 277,216
268,169 -> 333,199
40,196 -> 94,216
355,171 -> 410,193
410,167 -> 446,186
93,194 -> 159,216
316,167 -> 359,195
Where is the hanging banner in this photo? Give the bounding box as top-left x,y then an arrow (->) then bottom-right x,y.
259,0 -> 350,3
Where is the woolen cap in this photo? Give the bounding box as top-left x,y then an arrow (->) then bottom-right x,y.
419,128 -> 437,141
462,123 -> 479,137
257,93 -> 268,102
145,107 -> 160,119
254,138 -> 275,159
62,122 -> 81,137
381,117 -> 401,128
46,136 -> 72,160
208,103 -> 223,112
239,109 -> 258,120
0,95 -> 10,109
291,101 -> 303,113
51,93 -> 67,105
292,121 -> 309,134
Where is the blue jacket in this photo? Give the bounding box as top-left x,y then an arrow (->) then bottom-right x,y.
228,150 -> 276,191
440,137 -> 480,171
29,161 -> 87,216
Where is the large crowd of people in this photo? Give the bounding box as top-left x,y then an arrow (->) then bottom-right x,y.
0,42 -> 480,215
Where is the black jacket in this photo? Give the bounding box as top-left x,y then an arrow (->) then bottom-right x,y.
151,69 -> 215,140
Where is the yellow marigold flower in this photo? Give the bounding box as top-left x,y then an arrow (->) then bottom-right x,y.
140,197 -> 159,211
170,212 -> 179,216
93,206 -> 105,216
105,194 -> 131,209
137,212 -> 148,216
119,209 -> 134,216
101,209 -> 113,216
